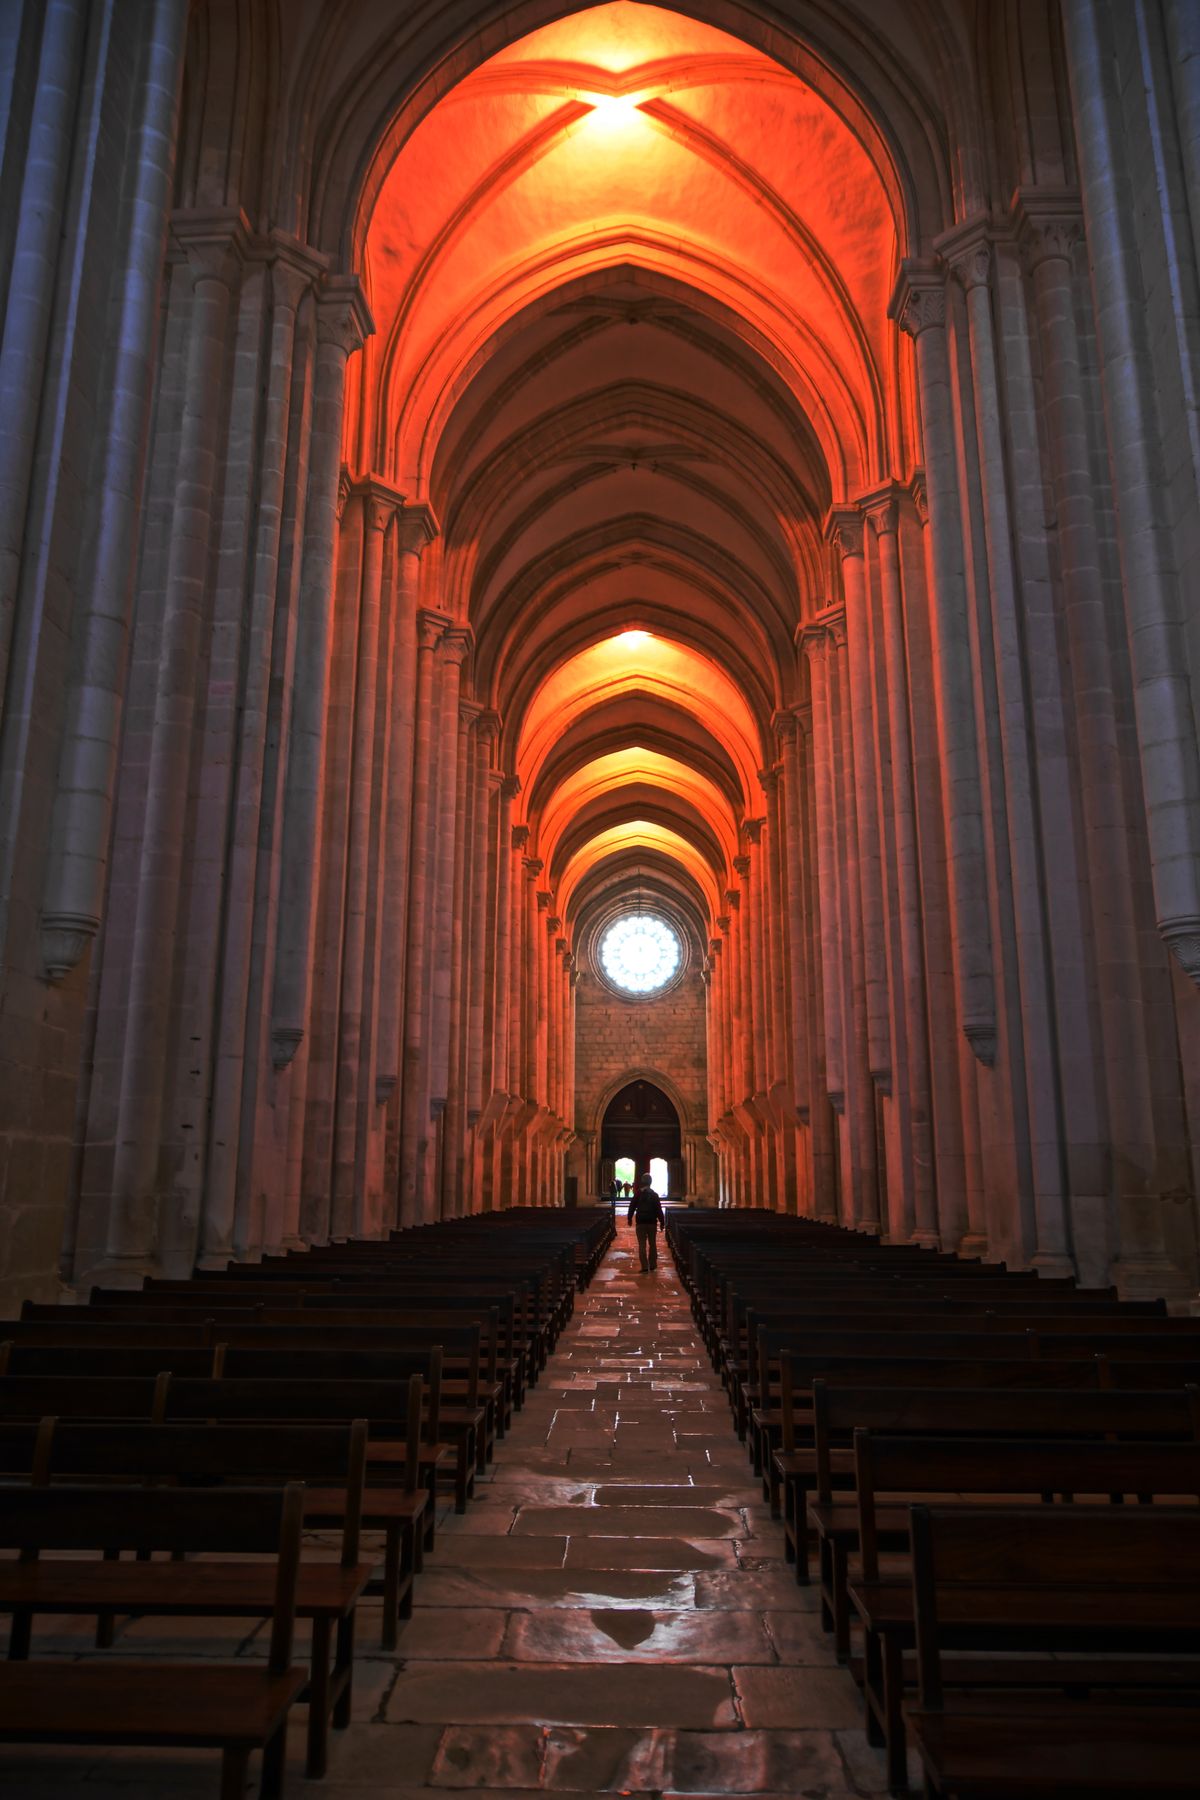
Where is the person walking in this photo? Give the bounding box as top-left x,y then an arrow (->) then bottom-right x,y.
627,1173 -> 666,1272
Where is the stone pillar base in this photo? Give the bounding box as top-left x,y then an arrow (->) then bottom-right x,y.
85,1255 -> 158,1288
1111,1255 -> 1193,1304
1029,1252 -> 1077,1279
908,1228 -> 942,1249
957,1231 -> 989,1258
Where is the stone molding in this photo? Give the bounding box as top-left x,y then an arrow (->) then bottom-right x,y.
1010,185 -> 1084,274
395,500 -> 440,556
823,505 -> 865,560
511,823 -> 530,850
417,608 -> 450,651
315,272 -> 374,355
934,213 -> 997,293
40,910 -> 98,983
438,625 -> 474,667
888,257 -> 946,338
169,205 -> 252,287
1161,918 -> 1200,985
271,1023 -> 304,1069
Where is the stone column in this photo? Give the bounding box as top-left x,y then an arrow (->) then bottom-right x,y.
491,777 -> 517,1103
428,630 -> 471,1101
440,692 -> 478,1221
862,493 -> 938,1244
331,481 -> 399,1237
269,274 -> 372,1073
890,261 -> 996,1061
829,611 -> 880,1231
375,504 -> 438,1114
827,510 -> 891,1091
800,627 -> 844,1115
190,247 -> 323,1265
776,715 -> 813,1185
468,713 -> 500,1118
102,213 -> 248,1271
1015,193 -> 1183,1290
40,0 -> 189,981
1062,0 -> 1200,987
0,0 -> 90,709
398,609 -> 448,1226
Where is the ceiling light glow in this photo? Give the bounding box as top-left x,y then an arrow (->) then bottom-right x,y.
583,92 -> 645,130
615,629 -> 651,648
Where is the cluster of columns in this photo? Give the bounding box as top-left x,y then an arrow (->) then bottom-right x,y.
701,192 -> 1195,1292
55,197 -> 578,1283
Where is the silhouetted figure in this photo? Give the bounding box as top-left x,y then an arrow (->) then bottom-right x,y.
627,1175 -> 666,1271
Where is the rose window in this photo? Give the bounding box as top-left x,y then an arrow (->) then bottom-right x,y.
598,913 -> 682,996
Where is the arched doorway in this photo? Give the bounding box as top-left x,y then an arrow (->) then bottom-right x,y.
600,1079 -> 682,1197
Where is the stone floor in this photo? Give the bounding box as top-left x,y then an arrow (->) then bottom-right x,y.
1,1224 -> 894,1798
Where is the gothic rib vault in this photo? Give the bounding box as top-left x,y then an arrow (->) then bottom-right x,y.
1,0 -> 1199,1307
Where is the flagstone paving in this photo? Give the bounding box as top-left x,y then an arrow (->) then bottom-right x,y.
1,1221 -> 897,1797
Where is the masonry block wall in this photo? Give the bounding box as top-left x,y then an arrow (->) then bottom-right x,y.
572,964 -> 716,1202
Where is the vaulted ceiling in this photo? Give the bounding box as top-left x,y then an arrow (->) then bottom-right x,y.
346,1 -> 910,942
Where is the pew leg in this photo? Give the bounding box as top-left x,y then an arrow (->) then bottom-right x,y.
260,1726 -> 286,1800
381,1526 -> 401,1650
333,1610 -> 356,1729
399,1519 -> 416,1620
831,1541 -> 851,1662
221,1745 -> 251,1800
7,1607 -> 33,1660
882,1631 -> 910,1797
306,1614 -> 333,1779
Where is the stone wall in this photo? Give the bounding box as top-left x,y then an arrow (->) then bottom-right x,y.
571,963 -> 716,1203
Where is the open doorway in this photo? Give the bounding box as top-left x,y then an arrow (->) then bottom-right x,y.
650,1156 -> 669,1198
614,1156 -> 636,1196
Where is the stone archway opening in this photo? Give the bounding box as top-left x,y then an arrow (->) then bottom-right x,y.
601,1078 -> 682,1195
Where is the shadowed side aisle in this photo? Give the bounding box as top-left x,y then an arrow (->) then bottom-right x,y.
366,1215 -> 885,1799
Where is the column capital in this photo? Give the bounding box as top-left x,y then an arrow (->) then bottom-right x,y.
258,228 -> 329,309
856,480 -> 905,537
888,257 -> 947,339
417,608 -> 450,651
823,505 -> 865,559
799,622 -> 829,663
438,625 -> 473,667
169,206 -> 252,285
934,213 -> 997,292
458,698 -> 484,730
724,887 -> 741,910
743,816 -> 765,845
536,887 -> 552,911
716,914 -> 731,933
502,774 -> 521,800
511,823 -> 530,850
475,707 -> 502,744
909,470 -> 929,526
395,500 -> 440,556
733,853 -> 751,877
552,927 -> 565,947
771,708 -> 797,745
353,475 -> 405,534
1010,186 -> 1083,273
316,272 -> 374,354
757,764 -> 780,794
816,603 -> 847,648
708,938 -> 722,959
794,701 -> 813,738
523,855 -> 543,880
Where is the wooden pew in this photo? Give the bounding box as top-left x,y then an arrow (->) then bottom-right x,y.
0,1482 -> 308,1799
843,1434 -> 1200,1792
906,1505 -> 1200,1798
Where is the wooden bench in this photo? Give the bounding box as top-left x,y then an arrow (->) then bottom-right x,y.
1,1420 -> 373,1778
844,1434 -> 1200,1792
906,1504 -> 1200,1798
0,1481 -> 308,1799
